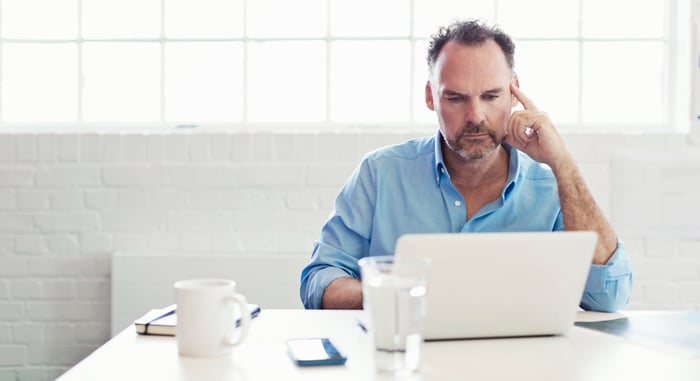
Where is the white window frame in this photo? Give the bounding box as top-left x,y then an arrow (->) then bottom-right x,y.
0,0 -> 693,134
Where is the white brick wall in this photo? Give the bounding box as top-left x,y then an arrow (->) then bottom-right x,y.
0,130 -> 697,381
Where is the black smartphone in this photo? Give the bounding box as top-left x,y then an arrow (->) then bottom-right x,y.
286,338 -> 347,366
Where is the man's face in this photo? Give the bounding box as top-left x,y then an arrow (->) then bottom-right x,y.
426,39 -> 517,161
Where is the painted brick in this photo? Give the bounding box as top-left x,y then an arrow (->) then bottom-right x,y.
166,212 -> 233,232
26,302 -> 108,321
646,240 -> 678,258
679,240 -> 700,258
113,234 -> 147,251
92,256 -> 111,277
306,164 -> 355,187
251,133 -> 274,161
210,134 -> 232,161
37,135 -> 57,162
0,135 -> 16,161
85,190 -> 118,210
28,257 -> 94,277
35,167 -> 101,187
644,282 -> 678,303
0,214 -> 34,233
316,132 -> 361,163
49,190 -> 84,209
101,166 -> 160,187
166,134 -> 189,161
17,368 -> 52,381
0,324 -> 10,344
101,135 -> 122,161
10,279 -> 42,299
633,258 -> 699,282
217,190 -> 254,209
0,280 -> 8,299
0,302 -> 25,320
0,168 -> 34,187
272,133 -> 295,161
247,190 -> 286,210
678,283 -> 700,303
291,134 -> 318,162
189,134 -> 210,161
122,135 -> 148,161
0,191 -> 16,209
75,280 -> 109,300
285,191 -> 320,210
146,232 -> 179,250
44,324 -> 75,344
231,134 -> 252,161
13,324 -> 44,344
0,258 -> 29,277
101,212 -> 161,232
16,134 -> 38,162
146,134 -> 167,161
15,235 -> 48,255
179,233 -> 212,251
75,323 -> 109,345
33,212 -> 100,233
57,134 -> 80,162
79,134 -> 101,162
0,346 -> 26,366
232,164 -> 305,187
80,234 -> 113,254
117,190 -> 151,209
46,235 -> 80,255
151,189 -> 188,209
27,345 -> 94,366
210,234 -> 244,252
42,280 -> 76,300
17,191 -> 49,210
0,235 -> 14,255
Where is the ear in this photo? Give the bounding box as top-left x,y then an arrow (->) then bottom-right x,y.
511,74 -> 520,109
425,80 -> 435,111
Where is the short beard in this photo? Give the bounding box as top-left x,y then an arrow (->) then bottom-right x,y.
444,121 -> 502,160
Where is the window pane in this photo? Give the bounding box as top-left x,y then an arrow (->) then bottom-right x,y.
82,0 -> 160,38
330,0 -> 410,37
413,0 -> 496,38
1,43 -> 78,122
582,42 -> 664,124
413,39 -> 434,123
1,0 -> 78,39
497,0 -> 578,38
330,41 -> 411,122
583,0 -> 664,38
165,0 -> 243,38
247,0 -> 326,38
83,43 -> 160,122
165,42 -> 244,123
515,41 -> 579,124
247,41 -> 326,122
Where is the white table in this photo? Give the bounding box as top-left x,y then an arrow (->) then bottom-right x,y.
58,310 -> 700,381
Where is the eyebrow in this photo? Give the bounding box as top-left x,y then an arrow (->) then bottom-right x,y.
443,87 -> 504,97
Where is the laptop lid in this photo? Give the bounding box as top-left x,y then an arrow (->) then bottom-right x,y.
394,231 -> 597,340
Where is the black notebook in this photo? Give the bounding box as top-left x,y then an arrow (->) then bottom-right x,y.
134,303 -> 261,336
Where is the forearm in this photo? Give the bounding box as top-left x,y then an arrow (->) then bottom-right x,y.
552,156 -> 618,265
321,277 -> 363,309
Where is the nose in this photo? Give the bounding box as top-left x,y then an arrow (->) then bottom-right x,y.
464,99 -> 484,124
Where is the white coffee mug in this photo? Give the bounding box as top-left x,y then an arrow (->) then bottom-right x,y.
175,279 -> 251,357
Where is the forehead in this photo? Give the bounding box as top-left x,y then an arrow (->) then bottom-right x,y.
431,39 -> 512,91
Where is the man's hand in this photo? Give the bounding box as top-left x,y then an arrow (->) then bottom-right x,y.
505,83 -> 574,174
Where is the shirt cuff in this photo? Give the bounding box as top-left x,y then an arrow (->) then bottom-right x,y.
584,241 -> 631,293
306,266 -> 356,309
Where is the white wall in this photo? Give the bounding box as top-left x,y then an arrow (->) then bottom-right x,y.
0,129 -> 698,380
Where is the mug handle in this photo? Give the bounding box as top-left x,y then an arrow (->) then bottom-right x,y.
224,293 -> 250,346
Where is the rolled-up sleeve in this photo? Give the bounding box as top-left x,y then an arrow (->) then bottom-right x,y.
580,241 -> 633,312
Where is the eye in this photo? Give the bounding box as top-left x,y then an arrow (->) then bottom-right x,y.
445,95 -> 463,103
483,94 -> 499,101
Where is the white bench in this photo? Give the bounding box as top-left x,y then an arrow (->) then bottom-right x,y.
111,252 -> 308,335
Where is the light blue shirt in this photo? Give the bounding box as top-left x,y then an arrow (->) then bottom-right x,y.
300,131 -> 632,312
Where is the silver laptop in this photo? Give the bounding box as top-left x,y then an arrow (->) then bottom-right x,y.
394,231 -> 597,340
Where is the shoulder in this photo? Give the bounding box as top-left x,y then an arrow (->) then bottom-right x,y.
364,135 -> 435,164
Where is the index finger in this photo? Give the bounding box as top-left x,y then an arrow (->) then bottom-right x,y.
510,83 -> 538,111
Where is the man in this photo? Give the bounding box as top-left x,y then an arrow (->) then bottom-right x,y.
300,20 -> 632,312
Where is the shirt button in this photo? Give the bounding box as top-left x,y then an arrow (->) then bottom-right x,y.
454,200 -> 462,207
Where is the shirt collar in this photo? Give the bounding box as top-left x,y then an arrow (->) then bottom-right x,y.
433,130 -> 521,195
